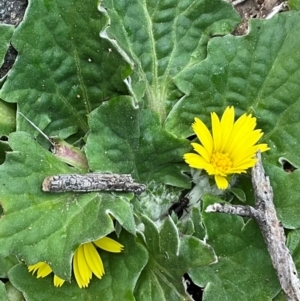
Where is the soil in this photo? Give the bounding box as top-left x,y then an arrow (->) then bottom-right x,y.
231,0 -> 287,35
0,0 -> 27,78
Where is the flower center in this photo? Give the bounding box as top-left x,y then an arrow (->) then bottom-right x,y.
210,152 -> 233,174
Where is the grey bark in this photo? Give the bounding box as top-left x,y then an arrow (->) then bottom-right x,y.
43,173 -> 146,194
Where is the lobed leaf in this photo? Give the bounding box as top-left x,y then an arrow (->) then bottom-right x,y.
189,195 -> 280,301
0,132 -> 136,279
8,232 -> 148,301
166,12 -> 300,140
102,0 -> 240,121
85,96 -> 191,188
0,0 -> 130,139
134,215 -> 216,301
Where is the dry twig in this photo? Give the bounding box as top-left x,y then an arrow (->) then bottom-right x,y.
206,152 -> 300,301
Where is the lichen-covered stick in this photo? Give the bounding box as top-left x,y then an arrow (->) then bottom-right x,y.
251,153 -> 300,301
206,152 -> 300,301
42,173 -> 146,194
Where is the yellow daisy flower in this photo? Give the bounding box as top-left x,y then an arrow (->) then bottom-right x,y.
28,237 -> 124,288
184,106 -> 269,190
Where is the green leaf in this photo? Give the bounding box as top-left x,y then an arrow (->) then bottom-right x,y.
285,229 -> 300,299
288,0 -> 300,10
0,100 -> 15,136
134,215 -> 216,301
166,12 -> 300,138
102,0 -> 240,121
0,132 -> 136,279
132,181 -> 183,222
85,96 -> 191,188
189,206 -> 206,240
0,25 -> 16,138
260,91 -> 300,229
286,229 -> 300,300
189,195 -> 280,301
0,24 -> 14,66
0,282 -> 9,301
172,202 -> 206,237
287,229 -> 300,271
287,229 -> 300,256
0,0 -> 130,139
273,290 -> 288,301
4,282 -> 23,301
264,162 -> 300,229
233,175 -> 255,206
8,231 -> 148,301
229,187 -> 246,203
0,255 -> 18,278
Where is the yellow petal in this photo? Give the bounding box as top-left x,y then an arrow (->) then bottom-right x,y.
73,250 -> 84,288
204,164 -> 219,176
232,129 -> 263,150
192,117 -> 213,157
83,242 -> 105,279
191,142 -> 210,163
220,106 -> 234,151
211,112 -> 222,151
231,161 -> 257,172
226,168 -> 248,174
231,146 -> 257,166
36,263 -> 52,278
214,175 -> 229,189
230,132 -> 264,162
28,262 -> 45,274
73,246 -> 91,288
93,237 -> 124,253
226,113 -> 257,154
223,114 -> 245,152
184,153 -> 211,170
54,275 -> 65,287
236,113 -> 257,132
255,143 -> 270,152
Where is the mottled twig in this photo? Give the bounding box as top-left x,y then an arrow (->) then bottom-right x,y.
206,152 -> 300,301
42,173 -> 146,194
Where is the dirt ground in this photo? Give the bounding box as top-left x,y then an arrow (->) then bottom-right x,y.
231,0 -> 288,35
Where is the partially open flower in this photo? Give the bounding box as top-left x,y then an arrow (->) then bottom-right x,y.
184,106 -> 269,189
28,236 -> 124,288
